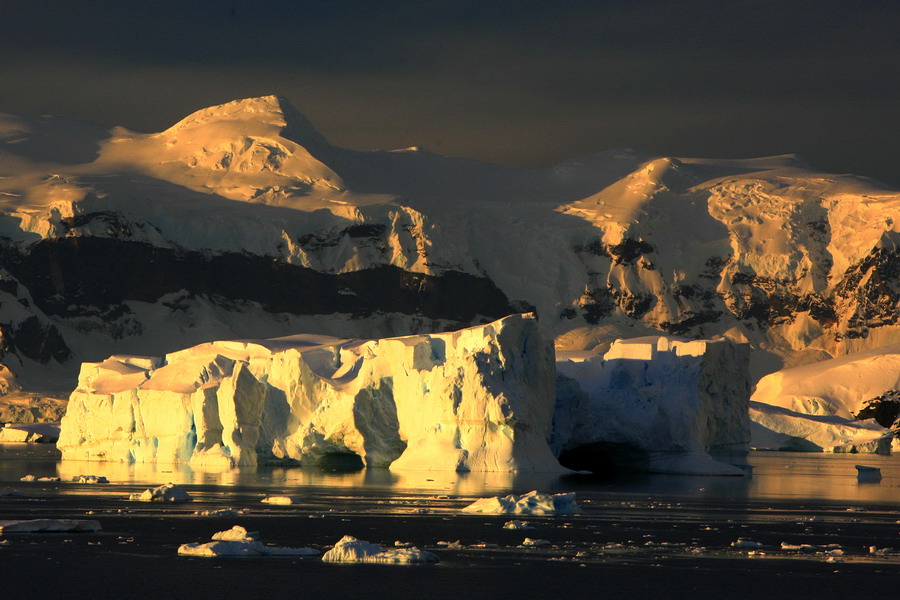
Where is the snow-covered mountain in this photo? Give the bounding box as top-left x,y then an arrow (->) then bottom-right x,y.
0,95 -> 898,395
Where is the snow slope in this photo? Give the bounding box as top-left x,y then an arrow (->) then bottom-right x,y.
749,344 -> 900,452
0,95 -> 898,397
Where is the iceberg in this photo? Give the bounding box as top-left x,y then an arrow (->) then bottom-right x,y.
553,336 -> 751,475
178,525 -> 319,557
129,483 -> 191,502
462,490 -> 579,515
59,314 -> 562,473
321,536 -> 438,564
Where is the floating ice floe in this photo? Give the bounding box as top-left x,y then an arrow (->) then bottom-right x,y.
194,508 -> 240,517
521,538 -> 551,547
0,422 -> 60,443
19,475 -> 61,482
72,475 -> 109,484
502,520 -> 534,530
261,496 -> 301,505
0,519 -> 101,533
129,483 -> 191,502
178,525 -> 319,557
730,539 -> 764,549
322,536 -> 438,564
462,490 -> 579,515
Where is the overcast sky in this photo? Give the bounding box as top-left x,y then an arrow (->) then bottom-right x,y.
2,0 -> 898,186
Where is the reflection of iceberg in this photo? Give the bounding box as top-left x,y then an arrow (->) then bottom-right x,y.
59,314 -> 561,473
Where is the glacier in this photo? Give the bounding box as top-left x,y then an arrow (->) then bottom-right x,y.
749,343 -> 900,453
58,313 -> 563,472
58,314 -> 753,474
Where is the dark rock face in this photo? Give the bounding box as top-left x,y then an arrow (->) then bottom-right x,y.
11,316 -> 71,363
568,234 -> 899,342
0,237 -> 516,365
856,390 -> 900,429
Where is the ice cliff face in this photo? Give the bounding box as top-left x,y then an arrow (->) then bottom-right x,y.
59,317 -> 752,474
553,337 -> 751,475
0,96 -> 898,397
58,314 -> 563,472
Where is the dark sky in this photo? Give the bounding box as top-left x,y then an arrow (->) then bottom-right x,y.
3,0 -> 899,186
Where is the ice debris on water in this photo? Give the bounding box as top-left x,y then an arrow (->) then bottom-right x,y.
462,490 -> 579,515
129,483 -> 191,502
730,539 -> 764,549
522,538 -> 551,547
178,525 -> 319,557
194,508 -> 240,517
72,475 -> 109,484
322,536 -> 439,564
503,520 -> 534,530
0,519 -> 101,533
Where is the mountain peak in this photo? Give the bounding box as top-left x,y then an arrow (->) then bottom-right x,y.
164,95 -> 330,150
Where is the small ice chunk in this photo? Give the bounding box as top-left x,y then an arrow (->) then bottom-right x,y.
781,543 -> 819,552
503,520 -> 534,530
130,483 -> 191,502
856,465 -> 882,483
0,519 -> 101,533
19,475 -> 36,482
522,538 -> 551,547
38,477 -> 61,482
731,539 -> 764,549
261,496 -> 301,505
72,475 -> 109,484
462,491 -> 579,515
322,536 -> 438,564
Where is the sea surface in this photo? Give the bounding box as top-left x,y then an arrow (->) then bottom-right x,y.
2,445 -> 900,599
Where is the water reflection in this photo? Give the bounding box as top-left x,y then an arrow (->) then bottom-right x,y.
3,444 -> 900,505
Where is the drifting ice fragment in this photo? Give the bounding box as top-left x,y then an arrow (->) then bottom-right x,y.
730,539 -> 764,549
503,520 -> 535,530
261,496 -> 301,505
72,475 -> 109,484
178,525 -> 319,557
462,490 -> 579,515
322,536 -> 438,564
522,538 -> 551,547
0,519 -> 101,533
129,483 -> 191,502
855,465 -> 882,482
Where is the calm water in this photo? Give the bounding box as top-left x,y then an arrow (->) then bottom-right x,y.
3,443 -> 899,506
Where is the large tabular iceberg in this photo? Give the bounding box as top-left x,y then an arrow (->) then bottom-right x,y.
58,313 -> 562,472
553,336 -> 752,475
